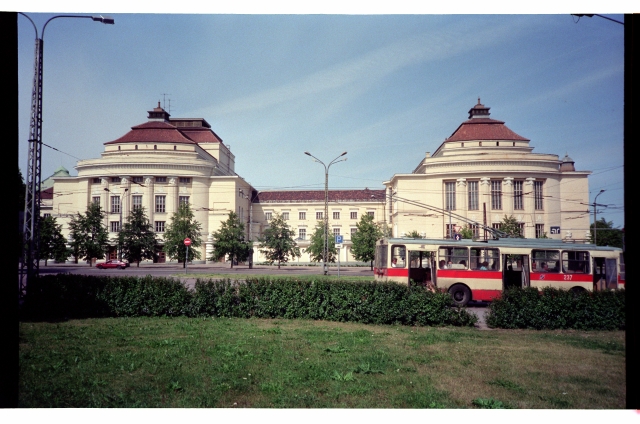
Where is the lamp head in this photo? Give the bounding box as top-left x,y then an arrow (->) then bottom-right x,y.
304,152 -> 311,156
92,15 -> 115,24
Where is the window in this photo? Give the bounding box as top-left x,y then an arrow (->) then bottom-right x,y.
155,221 -> 165,233
265,212 -> 272,221
469,224 -> 480,239
299,212 -> 306,220
350,211 -> 358,219
154,145 -> 157,150
513,180 -> 523,210
333,228 -> 341,237
179,177 -> 191,184
491,180 -> 502,210
367,211 -> 375,218
282,212 -> 289,220
470,248 -> 499,270
492,223 -> 502,231
110,221 -> 120,233
298,228 -> 306,240
132,195 -> 142,210
111,196 -> 120,213
155,177 -> 166,183
535,224 -> 545,238
92,178 -> 101,184
351,228 -> 357,237
135,145 -> 138,150
179,196 -> 190,206
43,213 -> 51,218
445,181 -> 456,210
316,212 -> 323,220
532,249 -> 560,273
132,176 -> 143,183
391,245 -> 406,268
438,246 -> 468,269
562,251 -> 590,274
92,196 -> 100,205
445,224 -> 456,239
468,181 -> 478,211
333,211 -> 340,219
534,181 -> 544,210
518,223 -> 525,237
155,195 -> 166,213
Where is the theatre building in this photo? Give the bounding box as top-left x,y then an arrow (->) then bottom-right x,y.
384,100 -> 591,242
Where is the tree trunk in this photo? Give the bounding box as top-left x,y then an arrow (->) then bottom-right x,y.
137,261 -> 140,268
370,260 -> 373,271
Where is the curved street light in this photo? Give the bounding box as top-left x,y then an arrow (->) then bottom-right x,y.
305,151 -> 347,275
19,13 -> 114,299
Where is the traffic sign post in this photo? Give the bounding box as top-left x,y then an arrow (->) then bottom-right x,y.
335,235 -> 343,277
184,238 -> 191,274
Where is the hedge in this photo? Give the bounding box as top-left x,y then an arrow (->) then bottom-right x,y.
485,287 -> 625,330
20,274 -> 477,327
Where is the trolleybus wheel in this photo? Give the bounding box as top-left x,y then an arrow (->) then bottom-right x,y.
570,286 -> 587,295
448,284 -> 471,307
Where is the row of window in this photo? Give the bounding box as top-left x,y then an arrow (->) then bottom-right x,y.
95,195 -> 190,214
109,221 -> 166,233
445,180 -> 543,211
265,211 -> 374,221
93,177 -> 191,184
444,223 -> 546,238
296,227 -> 357,240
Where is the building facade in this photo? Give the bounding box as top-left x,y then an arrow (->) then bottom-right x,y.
385,100 -> 591,242
47,99 -> 592,265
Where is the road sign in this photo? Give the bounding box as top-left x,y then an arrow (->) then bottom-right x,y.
550,226 -> 561,234
335,235 -> 343,244
184,237 -> 192,246
454,233 -> 462,241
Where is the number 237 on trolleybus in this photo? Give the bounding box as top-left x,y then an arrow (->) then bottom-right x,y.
374,237 -> 624,307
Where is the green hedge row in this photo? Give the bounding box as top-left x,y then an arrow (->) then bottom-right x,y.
20,274 -> 477,327
485,287 -> 625,330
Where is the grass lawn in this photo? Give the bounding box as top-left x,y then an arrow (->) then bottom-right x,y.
19,317 -> 625,408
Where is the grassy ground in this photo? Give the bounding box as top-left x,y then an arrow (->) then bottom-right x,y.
19,317 -> 625,408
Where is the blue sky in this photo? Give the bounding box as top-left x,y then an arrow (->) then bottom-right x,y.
16,6 -> 625,228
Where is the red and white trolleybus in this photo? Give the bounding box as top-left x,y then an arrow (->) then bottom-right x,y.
374,237 -> 624,306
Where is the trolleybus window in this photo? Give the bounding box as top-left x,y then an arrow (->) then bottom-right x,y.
532,250 -> 560,273
375,244 -> 387,269
438,247 -> 468,269
391,245 -> 406,268
470,248 -> 500,271
562,251 -> 590,274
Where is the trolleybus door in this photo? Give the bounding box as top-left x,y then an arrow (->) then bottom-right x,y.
501,254 -> 530,289
593,257 -> 618,290
408,249 -> 435,287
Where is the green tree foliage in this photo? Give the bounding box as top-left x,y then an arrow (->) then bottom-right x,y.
163,203 -> 203,268
305,221 -> 337,264
459,225 -> 474,239
38,215 -> 69,265
499,215 -> 523,238
117,207 -> 157,267
258,212 -> 300,269
405,230 -> 421,238
68,203 -> 109,265
210,212 -> 252,268
351,214 -> 383,270
590,218 -> 623,248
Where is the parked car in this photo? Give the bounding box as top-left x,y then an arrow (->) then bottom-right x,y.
96,260 -> 130,269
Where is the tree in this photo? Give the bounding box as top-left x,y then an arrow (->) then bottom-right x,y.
210,212 -> 252,268
459,225 -> 474,239
258,212 -> 300,269
351,213 -> 383,270
590,218 -> 623,248
117,207 -> 157,267
163,203 -> 203,267
305,221 -> 337,264
38,215 -> 69,265
405,230 -> 421,238
68,203 -> 110,265
499,215 -> 524,238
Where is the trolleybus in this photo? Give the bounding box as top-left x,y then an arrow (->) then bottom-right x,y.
374,237 -> 624,306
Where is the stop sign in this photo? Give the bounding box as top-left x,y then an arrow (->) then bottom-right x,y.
184,238 -> 192,246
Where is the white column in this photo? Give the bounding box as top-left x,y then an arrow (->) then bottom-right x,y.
503,177 -> 514,218
524,177 -> 536,238
145,176 -> 154,227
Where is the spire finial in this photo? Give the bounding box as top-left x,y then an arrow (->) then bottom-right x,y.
478,97 -> 481,105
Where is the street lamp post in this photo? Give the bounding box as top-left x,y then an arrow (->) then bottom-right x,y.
304,151 -> 347,275
593,189 -> 605,245
19,13 -> 114,300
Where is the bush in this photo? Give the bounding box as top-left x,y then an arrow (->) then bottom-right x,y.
485,287 -> 625,330
21,274 -> 477,327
